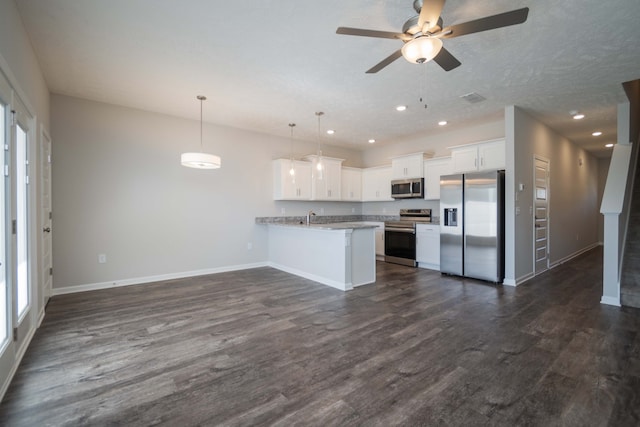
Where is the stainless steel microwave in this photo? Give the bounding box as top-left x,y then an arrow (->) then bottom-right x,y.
391,178 -> 424,199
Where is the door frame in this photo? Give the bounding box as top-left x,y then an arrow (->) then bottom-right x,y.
40,125 -> 52,309
533,155 -> 551,275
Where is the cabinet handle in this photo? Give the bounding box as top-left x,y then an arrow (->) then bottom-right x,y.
481,157 -> 484,167
474,158 -> 477,167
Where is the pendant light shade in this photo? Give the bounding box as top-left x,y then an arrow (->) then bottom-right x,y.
181,152 -> 221,169
288,123 -> 296,182
181,95 -> 221,169
315,111 -> 324,181
401,36 -> 443,64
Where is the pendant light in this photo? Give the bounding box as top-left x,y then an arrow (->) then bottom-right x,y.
315,111 -> 324,181
288,123 -> 296,183
181,95 -> 221,169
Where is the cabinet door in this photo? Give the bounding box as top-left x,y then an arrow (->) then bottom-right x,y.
377,167 -> 392,200
293,161 -> 312,199
424,158 -> 452,200
362,167 -> 391,201
392,159 -> 408,179
324,160 -> 342,200
309,157 -> 342,200
416,224 -> 440,268
478,140 -> 505,170
273,159 -> 311,200
451,146 -> 479,173
341,168 -> 362,201
392,154 -> 424,179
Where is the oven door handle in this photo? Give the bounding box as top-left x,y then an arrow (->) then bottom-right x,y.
386,228 -> 416,234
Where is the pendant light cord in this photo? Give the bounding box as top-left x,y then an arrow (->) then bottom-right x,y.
197,95 -> 207,153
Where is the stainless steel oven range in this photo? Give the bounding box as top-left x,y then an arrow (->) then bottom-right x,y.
384,208 -> 432,267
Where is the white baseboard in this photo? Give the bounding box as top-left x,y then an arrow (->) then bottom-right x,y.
52,262 -> 269,296
549,243 -> 600,269
502,271 -> 534,287
601,295 -> 621,307
505,243 -> 600,287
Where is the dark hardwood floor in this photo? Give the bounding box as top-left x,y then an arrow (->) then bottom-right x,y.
1,247 -> 639,426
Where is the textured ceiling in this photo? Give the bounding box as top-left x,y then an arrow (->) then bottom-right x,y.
15,0 -> 640,158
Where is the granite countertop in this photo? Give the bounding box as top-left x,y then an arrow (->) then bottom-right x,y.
255,215 -> 397,225
256,215 -> 439,226
266,221 -> 379,230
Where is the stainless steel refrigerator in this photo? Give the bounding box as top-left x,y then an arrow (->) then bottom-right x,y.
440,170 -> 505,283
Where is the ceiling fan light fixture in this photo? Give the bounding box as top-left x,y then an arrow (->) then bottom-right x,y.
401,36 -> 443,64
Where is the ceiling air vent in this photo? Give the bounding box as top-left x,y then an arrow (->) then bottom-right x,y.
460,92 -> 486,104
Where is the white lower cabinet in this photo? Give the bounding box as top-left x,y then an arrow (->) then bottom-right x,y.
416,223 -> 440,270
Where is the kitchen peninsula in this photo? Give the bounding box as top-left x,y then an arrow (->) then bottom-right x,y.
257,218 -> 379,291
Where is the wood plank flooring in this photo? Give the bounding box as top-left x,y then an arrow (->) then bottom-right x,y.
1,247 -> 639,426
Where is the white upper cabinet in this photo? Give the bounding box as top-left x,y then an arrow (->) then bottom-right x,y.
341,167 -> 362,201
304,155 -> 344,200
391,152 -> 431,179
273,159 -> 312,200
423,157 -> 452,200
362,166 -> 393,202
450,139 -> 505,173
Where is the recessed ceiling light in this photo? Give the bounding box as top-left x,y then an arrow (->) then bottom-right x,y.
573,113 -> 585,120
605,143 -> 614,148
326,129 -> 335,135
438,120 -> 448,126
368,139 -> 376,144
396,105 -> 407,112
592,131 -> 602,136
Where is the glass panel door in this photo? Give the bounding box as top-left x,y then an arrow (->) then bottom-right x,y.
15,123 -> 28,319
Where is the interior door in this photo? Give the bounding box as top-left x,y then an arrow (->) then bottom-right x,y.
534,157 -> 550,274
40,128 -> 52,306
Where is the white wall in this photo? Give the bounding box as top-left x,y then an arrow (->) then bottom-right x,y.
50,95 -> 364,290
598,157 -> 611,243
508,106 -> 600,283
0,0 -> 49,130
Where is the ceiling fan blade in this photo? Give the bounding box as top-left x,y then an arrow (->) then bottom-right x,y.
440,7 -> 529,39
366,49 -> 403,74
432,47 -> 461,71
336,27 -> 409,41
418,0 -> 446,32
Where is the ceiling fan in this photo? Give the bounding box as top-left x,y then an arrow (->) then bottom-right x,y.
336,0 -> 529,73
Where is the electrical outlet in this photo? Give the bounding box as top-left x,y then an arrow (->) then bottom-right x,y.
320,207 -> 325,214
280,207 -> 286,214
351,208 -> 355,213
247,242 -> 253,250
98,254 -> 107,264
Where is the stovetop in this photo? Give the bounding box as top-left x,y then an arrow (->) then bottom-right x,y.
385,209 -> 432,228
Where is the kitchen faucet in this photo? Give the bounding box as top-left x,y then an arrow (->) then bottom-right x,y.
306,210 -> 316,225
